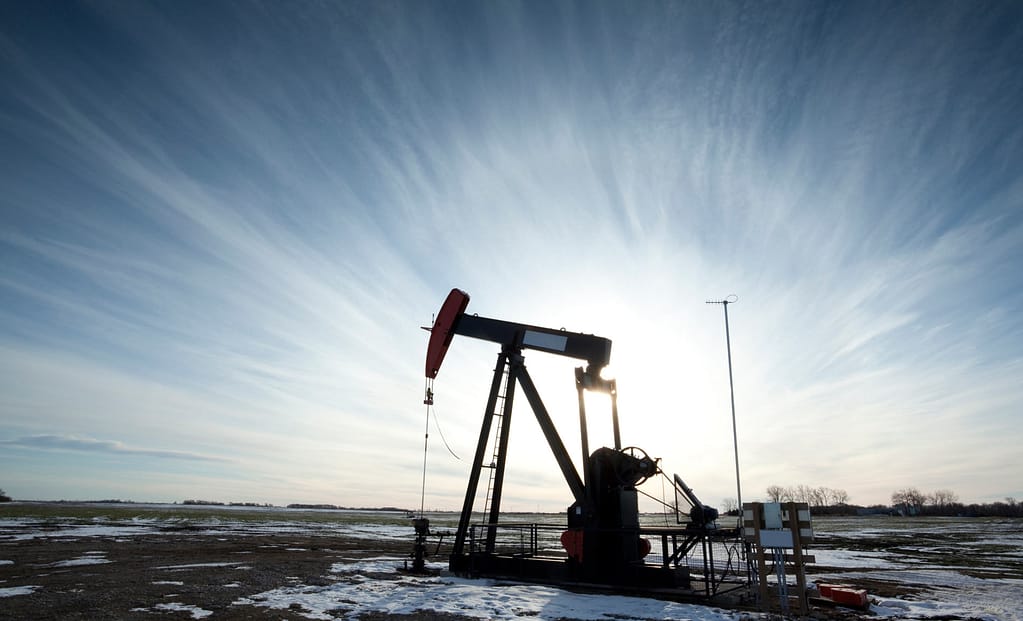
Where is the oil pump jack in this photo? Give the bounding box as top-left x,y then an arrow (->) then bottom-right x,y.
421,288 -> 746,598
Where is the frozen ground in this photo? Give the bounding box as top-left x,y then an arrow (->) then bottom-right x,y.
808,516 -> 1023,621
236,553 -> 1023,621
239,557 -> 743,621
0,505 -> 1020,620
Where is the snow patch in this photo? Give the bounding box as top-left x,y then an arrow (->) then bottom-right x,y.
51,553 -> 111,567
0,585 -> 39,597
825,570 -> 1023,621
810,548 -> 906,569
329,556 -> 417,575
134,602 -> 213,618
238,557 -> 746,621
154,562 -> 242,570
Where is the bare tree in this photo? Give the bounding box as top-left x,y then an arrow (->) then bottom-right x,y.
765,485 -> 849,508
722,498 -> 739,515
891,487 -> 926,512
928,489 -> 959,508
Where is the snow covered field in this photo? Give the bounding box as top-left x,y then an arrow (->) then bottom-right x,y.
808,516 -> 1023,621
0,505 -> 1020,620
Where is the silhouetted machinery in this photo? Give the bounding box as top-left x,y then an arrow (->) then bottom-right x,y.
422,288 -> 746,597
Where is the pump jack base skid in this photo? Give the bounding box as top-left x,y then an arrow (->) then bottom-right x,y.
451,553 -> 751,607
449,521 -> 749,603
452,553 -> 688,586
450,528 -> 750,605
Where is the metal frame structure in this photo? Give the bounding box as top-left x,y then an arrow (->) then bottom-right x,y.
423,288 -> 751,600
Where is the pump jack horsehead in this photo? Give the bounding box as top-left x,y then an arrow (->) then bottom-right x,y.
416,288 -> 747,599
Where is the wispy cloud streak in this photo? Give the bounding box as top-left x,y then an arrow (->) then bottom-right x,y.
2,435 -> 230,463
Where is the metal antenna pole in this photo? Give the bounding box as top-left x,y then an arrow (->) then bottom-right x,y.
707,295 -> 741,526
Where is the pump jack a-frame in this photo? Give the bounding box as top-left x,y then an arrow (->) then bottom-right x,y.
422,288 -> 749,598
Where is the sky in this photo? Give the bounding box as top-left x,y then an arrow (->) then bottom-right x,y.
1,1 -> 1021,512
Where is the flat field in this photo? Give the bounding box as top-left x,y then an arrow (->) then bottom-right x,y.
807,515 -> 1022,619
1,503 -> 1020,620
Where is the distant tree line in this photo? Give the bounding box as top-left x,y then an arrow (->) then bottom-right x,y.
758,484 -> 1023,518
287,503 -> 408,512
0,488 -> 11,502
890,487 -> 1023,517
181,500 -> 273,507
890,487 -> 956,513
764,484 -> 850,514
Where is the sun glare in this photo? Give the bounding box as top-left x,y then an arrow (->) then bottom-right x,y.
456,279 -> 744,512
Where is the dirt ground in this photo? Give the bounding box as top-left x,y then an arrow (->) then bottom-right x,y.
0,528 -> 459,620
